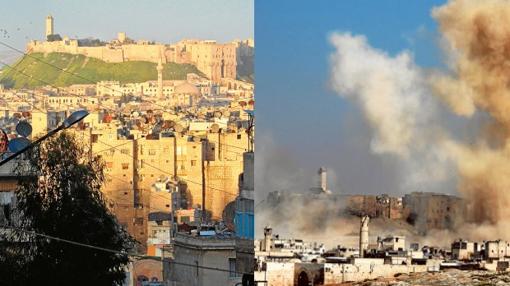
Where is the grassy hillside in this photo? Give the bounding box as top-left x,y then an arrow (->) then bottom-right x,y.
0,52 -> 205,88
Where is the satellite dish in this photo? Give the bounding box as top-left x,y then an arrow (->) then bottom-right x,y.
174,124 -> 183,133
210,124 -> 220,133
8,137 -> 30,153
16,121 -> 32,137
0,129 -> 8,153
153,124 -> 162,134
63,110 -> 89,128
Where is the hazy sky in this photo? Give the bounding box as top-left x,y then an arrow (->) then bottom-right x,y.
0,0 -> 253,59
255,0 -> 450,197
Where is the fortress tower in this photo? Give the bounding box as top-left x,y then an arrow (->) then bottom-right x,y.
45,15 -> 54,38
359,215 -> 370,258
156,59 -> 163,98
319,167 -> 327,192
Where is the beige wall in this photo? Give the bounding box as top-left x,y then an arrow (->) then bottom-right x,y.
68,127 -> 247,247
171,234 -> 240,286
27,39 -> 239,82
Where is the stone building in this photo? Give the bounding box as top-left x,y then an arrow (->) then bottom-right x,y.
344,194 -> 404,219
484,240 -> 510,261
183,40 -> 237,82
28,16 -> 241,82
45,15 -> 53,38
68,120 -> 248,248
451,239 -> 478,261
169,232 -> 252,286
402,192 -> 466,235
235,152 -> 254,239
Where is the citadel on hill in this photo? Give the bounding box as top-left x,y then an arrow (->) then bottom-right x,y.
0,14 -> 255,286
26,15 -> 254,82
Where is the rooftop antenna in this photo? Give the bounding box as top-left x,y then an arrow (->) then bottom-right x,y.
245,110 -> 254,152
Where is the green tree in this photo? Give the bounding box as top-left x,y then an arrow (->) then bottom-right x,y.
0,132 -> 134,285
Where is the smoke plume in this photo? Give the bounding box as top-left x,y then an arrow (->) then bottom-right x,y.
329,32 -> 454,192
328,0 -> 510,235
432,0 -> 510,225
257,0 -> 510,245
329,33 -> 434,157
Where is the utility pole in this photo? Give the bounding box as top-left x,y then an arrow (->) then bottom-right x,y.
201,139 -> 207,223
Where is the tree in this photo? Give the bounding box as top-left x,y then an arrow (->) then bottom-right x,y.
0,132 -> 134,285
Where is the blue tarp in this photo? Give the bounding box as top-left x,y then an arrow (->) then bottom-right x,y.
234,211 -> 254,239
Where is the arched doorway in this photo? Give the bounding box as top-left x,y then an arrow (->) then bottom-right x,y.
297,271 -> 310,286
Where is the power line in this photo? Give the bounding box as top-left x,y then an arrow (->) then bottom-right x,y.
0,58 -> 249,154
95,137 -> 240,197
0,226 -> 250,275
0,40 -> 253,278
0,40 -> 200,113
2,225 -> 134,257
0,40 -> 254,153
0,59 -> 243,197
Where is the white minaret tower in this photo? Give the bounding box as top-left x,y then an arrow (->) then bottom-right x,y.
359,215 -> 370,258
263,226 -> 272,252
319,167 -> 327,192
45,15 -> 54,38
157,58 -> 164,98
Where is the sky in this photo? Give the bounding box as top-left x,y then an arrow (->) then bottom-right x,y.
255,0 -> 450,198
0,0 -> 253,62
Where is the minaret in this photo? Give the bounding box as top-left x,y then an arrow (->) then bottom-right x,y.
319,167 -> 327,192
359,215 -> 369,258
263,226 -> 272,252
45,15 -> 54,38
157,58 -> 164,98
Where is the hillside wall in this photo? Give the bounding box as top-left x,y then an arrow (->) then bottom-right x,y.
26,39 -> 237,81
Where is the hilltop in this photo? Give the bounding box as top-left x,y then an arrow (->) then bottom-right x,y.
0,52 -> 204,89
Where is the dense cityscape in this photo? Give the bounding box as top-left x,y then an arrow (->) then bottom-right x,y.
4,1 -> 510,286
0,14 -> 254,286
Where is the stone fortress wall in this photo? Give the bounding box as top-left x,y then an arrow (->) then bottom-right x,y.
26,29 -> 245,82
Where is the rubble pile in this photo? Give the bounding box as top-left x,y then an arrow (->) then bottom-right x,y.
346,270 -> 510,286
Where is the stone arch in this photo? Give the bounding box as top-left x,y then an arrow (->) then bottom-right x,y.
297,271 -> 310,286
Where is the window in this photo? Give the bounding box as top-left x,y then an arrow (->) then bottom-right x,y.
122,163 -> 129,170
228,258 -> 236,278
121,149 -> 129,155
191,160 -> 197,166
149,149 -> 156,156
237,134 -> 242,139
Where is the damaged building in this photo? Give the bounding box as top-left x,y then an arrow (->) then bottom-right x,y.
263,168 -> 468,235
